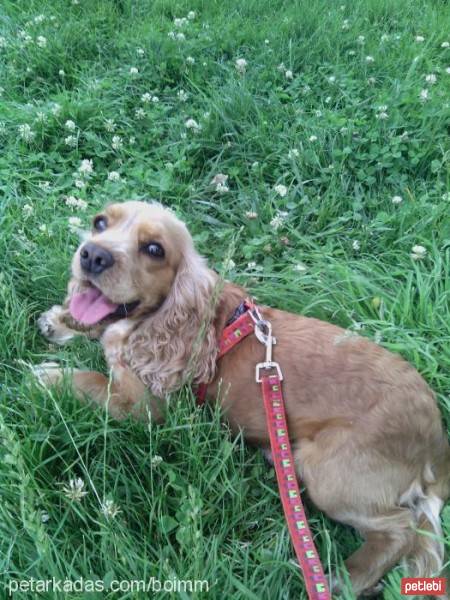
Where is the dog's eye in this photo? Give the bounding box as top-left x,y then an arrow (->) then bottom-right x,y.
145,242 -> 165,259
93,216 -> 108,232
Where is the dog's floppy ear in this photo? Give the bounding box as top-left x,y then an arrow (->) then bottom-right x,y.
126,246 -> 219,397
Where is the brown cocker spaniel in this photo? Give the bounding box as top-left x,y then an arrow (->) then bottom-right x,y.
37,201 -> 450,597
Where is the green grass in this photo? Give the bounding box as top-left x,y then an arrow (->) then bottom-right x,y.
1,0 -> 450,597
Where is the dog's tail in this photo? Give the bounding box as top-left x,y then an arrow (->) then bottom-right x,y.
405,450 -> 450,594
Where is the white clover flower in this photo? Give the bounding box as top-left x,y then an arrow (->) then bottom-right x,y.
107,171 -> 121,182
376,111 -> 388,120
174,17 -> 187,27
187,11 -> 196,20
328,75 -> 336,83
35,111 -> 47,123
245,210 -> 258,219
270,211 -> 288,230
103,118 -> 115,132
293,262 -> 307,272
186,56 -> 195,65
211,173 -> 229,193
367,76 -> 376,85
36,35 -> 47,48
185,118 -> 201,132
285,69 -> 293,80
129,66 -> 139,75
177,89 -> 188,102
135,107 -> 146,119
18,123 -> 35,142
74,179 -> 85,189
34,14 -> 45,24
41,511 -> 50,523
68,216 -> 82,230
129,136 -> 136,145
136,47 -> 145,56
65,195 -> 87,210
78,158 -> 94,175
235,58 -> 247,74
274,184 -> 288,197
101,499 -> 121,519
425,73 -> 437,84
176,32 -> 186,41
215,183 -> 229,194
342,19 -> 350,30
23,204 -> 33,215
112,135 -> 123,150
415,35 -> 425,42
151,455 -> 163,467
442,192 -> 450,201
380,33 -> 389,42
223,258 -> 236,271
247,261 -> 257,269
51,102 -> 61,116
64,135 -> 77,147
309,135 -> 318,142
168,31 -> 176,39
419,88 -> 429,101
39,224 -> 48,234
352,240 -> 360,251
288,148 -> 300,159
365,55 -> 374,63
357,35 -> 365,45
446,67 -> 450,74
151,95 -> 159,103
411,244 -> 427,260
264,38 -> 270,44
58,69 -> 65,77
141,92 -> 152,103
391,195 -> 403,204
441,41 -> 450,48
65,119 -> 76,131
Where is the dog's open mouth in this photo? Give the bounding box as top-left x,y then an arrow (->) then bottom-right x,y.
69,285 -> 140,325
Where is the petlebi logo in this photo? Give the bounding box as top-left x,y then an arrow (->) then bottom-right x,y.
401,577 -> 447,596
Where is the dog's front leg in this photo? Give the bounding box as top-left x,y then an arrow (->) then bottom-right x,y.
38,304 -> 107,344
33,364 -> 165,422
38,305 -> 80,344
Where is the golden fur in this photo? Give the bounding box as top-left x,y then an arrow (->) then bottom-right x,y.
37,201 -> 450,597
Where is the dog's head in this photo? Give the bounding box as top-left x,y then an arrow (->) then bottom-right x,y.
69,201 -> 208,326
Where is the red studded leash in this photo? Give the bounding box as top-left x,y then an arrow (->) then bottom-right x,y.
196,301 -> 331,600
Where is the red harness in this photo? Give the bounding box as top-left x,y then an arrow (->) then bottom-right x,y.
196,301 -> 331,600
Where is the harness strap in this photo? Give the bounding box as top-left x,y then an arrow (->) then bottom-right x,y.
195,301 -> 255,405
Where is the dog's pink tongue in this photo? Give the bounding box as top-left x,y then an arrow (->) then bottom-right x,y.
69,287 -> 118,325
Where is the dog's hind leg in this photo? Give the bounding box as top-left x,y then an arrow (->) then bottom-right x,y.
337,509 -> 416,596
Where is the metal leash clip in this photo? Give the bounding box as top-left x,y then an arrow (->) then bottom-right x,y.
249,306 -> 283,382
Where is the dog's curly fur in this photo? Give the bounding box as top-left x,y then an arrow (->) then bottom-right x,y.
37,200 -> 450,598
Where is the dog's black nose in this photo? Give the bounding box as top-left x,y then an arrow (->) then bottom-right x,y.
80,242 -> 114,274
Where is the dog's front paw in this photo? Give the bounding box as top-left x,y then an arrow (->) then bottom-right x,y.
32,362 -> 64,387
38,305 -> 76,345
